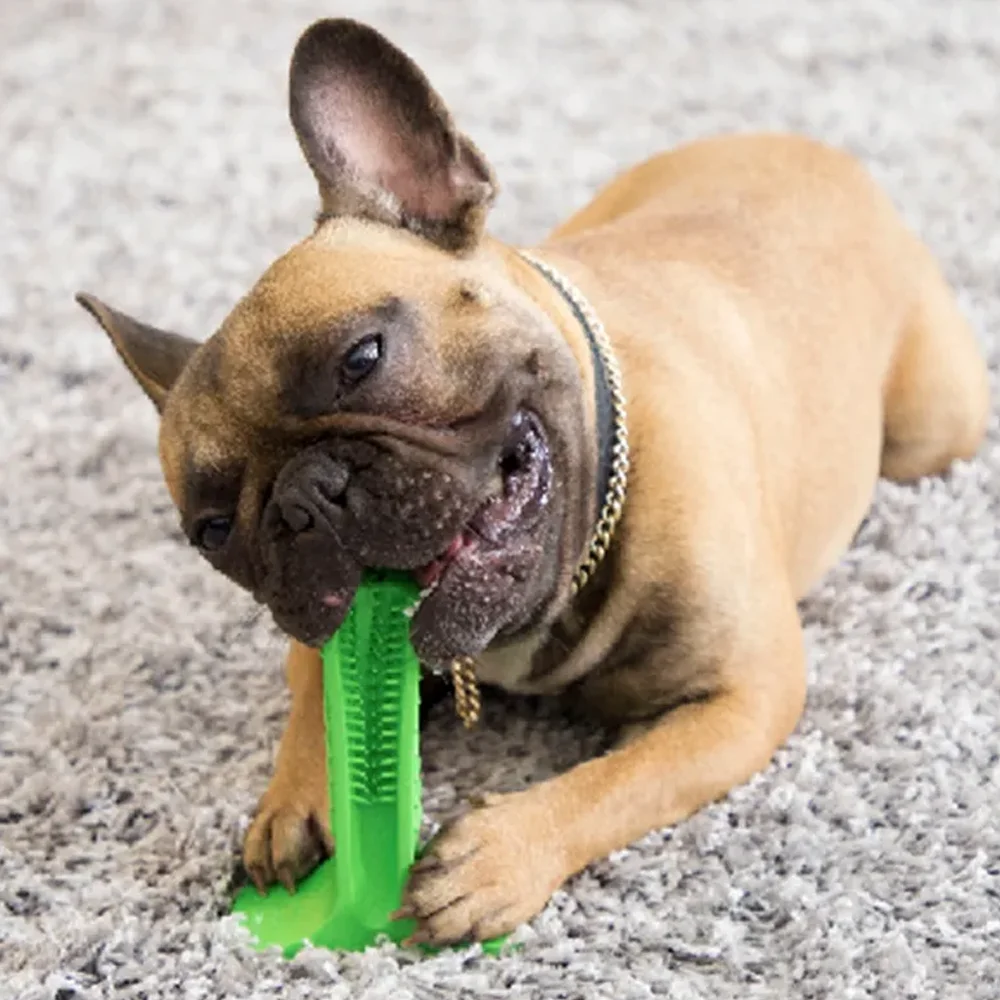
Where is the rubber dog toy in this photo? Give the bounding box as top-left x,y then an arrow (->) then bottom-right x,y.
232,571 -> 506,956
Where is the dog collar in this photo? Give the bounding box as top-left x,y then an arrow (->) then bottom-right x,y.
447,253 -> 629,729
519,251 -> 630,594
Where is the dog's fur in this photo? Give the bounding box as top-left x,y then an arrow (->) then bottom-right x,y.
77,19 -> 990,946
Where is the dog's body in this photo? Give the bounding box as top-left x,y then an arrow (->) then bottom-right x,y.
78,19 -> 990,946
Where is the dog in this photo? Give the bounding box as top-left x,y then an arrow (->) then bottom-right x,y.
76,18 -> 990,946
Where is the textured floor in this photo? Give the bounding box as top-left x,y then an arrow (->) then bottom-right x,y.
2,1 -> 998,998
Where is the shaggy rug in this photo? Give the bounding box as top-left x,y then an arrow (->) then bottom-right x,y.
1,1 -> 997,997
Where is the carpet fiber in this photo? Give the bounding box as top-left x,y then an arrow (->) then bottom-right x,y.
2,1 -> 998,997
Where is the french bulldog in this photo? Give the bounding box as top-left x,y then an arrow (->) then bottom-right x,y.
77,18 -> 990,946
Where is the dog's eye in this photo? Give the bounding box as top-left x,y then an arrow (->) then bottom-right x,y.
341,334 -> 383,384
194,515 -> 232,552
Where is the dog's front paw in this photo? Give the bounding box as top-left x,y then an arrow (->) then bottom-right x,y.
396,790 -> 567,946
243,776 -> 332,895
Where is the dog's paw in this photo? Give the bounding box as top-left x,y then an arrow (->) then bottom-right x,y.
395,790 -> 566,946
243,778 -> 332,895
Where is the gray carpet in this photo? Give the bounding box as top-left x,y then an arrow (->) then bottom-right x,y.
2,1 -> 998,997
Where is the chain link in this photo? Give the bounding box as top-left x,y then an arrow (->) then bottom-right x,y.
518,252 -> 631,596
450,655 -> 481,728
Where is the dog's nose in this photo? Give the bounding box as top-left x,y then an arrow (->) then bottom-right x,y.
280,499 -> 315,533
277,457 -> 350,534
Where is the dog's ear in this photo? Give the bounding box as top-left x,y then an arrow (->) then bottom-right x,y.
75,293 -> 199,413
289,18 -> 497,254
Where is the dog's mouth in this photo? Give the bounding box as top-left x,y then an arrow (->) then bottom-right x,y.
404,409 -> 553,663
411,412 -> 550,590
261,408 -> 555,658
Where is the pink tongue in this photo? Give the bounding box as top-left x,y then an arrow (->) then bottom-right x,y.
413,561 -> 443,589
414,535 -> 465,589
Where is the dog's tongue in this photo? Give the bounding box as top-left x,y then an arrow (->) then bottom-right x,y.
414,535 -> 466,589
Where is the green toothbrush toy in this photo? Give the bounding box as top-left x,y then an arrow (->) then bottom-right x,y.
232,570 -> 507,956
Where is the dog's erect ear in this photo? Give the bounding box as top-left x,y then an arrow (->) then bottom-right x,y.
75,293 -> 199,413
289,18 -> 497,253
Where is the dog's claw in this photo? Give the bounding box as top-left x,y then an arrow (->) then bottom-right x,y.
409,854 -> 443,875
403,930 -> 431,949
468,791 -> 503,809
278,868 -> 298,895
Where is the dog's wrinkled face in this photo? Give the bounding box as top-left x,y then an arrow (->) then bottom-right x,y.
158,230 -> 585,663
77,19 -> 593,665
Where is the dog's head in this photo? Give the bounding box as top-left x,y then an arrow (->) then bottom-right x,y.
77,19 -> 596,666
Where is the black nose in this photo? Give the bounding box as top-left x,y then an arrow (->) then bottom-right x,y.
280,500 -> 315,533
277,456 -> 350,534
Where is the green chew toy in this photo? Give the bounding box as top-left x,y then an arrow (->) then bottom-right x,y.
232,570 -> 506,956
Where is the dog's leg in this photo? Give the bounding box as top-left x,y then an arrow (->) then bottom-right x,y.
400,585 -> 807,945
243,640 -> 331,893
880,241 -> 990,482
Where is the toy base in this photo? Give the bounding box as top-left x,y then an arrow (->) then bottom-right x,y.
232,857 -> 509,957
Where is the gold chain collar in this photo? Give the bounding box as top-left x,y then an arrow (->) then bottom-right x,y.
448,252 -> 630,727
520,252 -> 631,595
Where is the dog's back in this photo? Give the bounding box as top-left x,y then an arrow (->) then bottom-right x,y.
543,133 -> 990,595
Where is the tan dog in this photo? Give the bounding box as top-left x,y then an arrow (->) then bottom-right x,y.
77,18 -> 990,946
